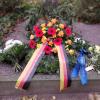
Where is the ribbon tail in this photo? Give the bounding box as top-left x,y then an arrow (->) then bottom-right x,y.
71,63 -> 80,78
15,43 -> 47,89
55,45 -> 69,91
80,65 -> 88,85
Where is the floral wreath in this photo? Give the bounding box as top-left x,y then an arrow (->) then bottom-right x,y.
15,18 -> 100,91
28,18 -> 75,55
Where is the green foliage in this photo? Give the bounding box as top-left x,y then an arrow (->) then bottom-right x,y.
52,0 -> 74,23
94,55 -> 100,71
26,0 -> 74,30
25,49 -> 77,74
36,55 -> 59,74
0,44 -> 28,65
0,0 -> 34,14
25,50 -> 59,74
0,0 -> 22,12
73,0 -> 100,23
0,2 -> 33,42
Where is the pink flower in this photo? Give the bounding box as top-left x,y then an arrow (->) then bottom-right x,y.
54,38 -> 62,45
48,27 -> 56,36
35,29 -> 43,38
66,27 -> 72,37
44,46 -> 52,54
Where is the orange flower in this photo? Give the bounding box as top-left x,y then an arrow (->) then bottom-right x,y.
59,24 -> 65,29
41,36 -> 47,43
51,18 -> 57,24
52,47 -> 57,53
47,22 -> 53,27
52,34 -> 57,38
48,41 -> 53,46
30,34 -> 34,40
66,39 -> 73,45
41,23 -> 46,27
58,31 -> 64,37
42,27 -> 46,31
42,30 -> 46,34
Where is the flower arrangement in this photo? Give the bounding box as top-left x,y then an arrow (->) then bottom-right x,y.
28,18 -> 76,55
16,18 -> 100,91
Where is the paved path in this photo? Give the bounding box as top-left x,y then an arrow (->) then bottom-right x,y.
73,23 -> 100,45
5,19 -> 29,44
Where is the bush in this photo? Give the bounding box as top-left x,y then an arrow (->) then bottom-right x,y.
73,0 -> 100,23
26,0 -> 74,30
0,0 -> 22,13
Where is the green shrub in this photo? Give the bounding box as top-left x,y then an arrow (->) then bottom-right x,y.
0,0 -> 22,12
0,44 -> 28,64
26,0 -> 74,30
73,0 -> 100,23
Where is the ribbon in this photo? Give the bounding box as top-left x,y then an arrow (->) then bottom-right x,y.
55,45 -> 69,91
15,43 -> 69,91
71,49 -> 88,85
15,43 -> 47,89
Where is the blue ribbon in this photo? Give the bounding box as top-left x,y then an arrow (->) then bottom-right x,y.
71,49 -> 88,85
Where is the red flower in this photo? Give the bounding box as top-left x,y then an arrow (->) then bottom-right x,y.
29,40 -> 36,49
33,25 -> 39,31
66,27 -> 72,37
54,38 -> 62,45
35,29 -> 43,38
44,46 -> 52,54
48,27 -> 56,36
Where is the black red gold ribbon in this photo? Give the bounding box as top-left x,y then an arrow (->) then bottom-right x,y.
15,44 -> 69,91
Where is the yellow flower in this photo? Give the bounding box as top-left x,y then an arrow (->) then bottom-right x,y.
69,49 -> 75,55
41,36 -> 47,43
37,44 -> 41,48
58,31 -> 64,37
41,23 -> 46,27
30,35 -> 34,40
42,27 -> 46,31
88,47 -> 93,52
56,28 -> 60,32
59,24 -> 65,29
48,41 -> 53,46
65,39 -> 73,45
47,22 -> 53,27
42,30 -> 46,34
51,18 -> 57,24
52,47 -> 57,53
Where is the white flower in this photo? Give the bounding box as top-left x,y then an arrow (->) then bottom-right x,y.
0,49 -> 3,53
74,37 -> 81,42
13,40 -> 23,45
85,65 -> 94,72
91,56 -> 98,62
95,45 -> 100,53
74,37 -> 85,44
88,47 -> 93,52
1,39 -> 23,53
4,44 -> 15,52
5,39 -> 14,46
